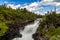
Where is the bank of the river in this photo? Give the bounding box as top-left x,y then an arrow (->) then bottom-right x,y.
33,11 -> 60,40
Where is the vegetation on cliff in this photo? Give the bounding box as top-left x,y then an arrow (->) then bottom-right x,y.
0,5 -> 41,37
36,11 -> 60,40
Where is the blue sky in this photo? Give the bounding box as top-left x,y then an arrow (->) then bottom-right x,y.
5,0 -> 40,4
0,0 -> 41,5
0,0 -> 60,15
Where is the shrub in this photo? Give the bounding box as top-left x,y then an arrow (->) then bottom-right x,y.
0,22 -> 8,36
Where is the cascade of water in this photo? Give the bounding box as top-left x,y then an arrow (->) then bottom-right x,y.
13,18 -> 41,40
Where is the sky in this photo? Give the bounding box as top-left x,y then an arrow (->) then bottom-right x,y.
0,0 -> 60,15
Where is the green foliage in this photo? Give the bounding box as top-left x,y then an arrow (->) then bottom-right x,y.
50,27 -> 60,40
46,25 -> 56,37
0,22 -> 8,36
55,27 -> 60,35
37,11 -> 60,39
0,14 -> 5,22
50,35 -> 60,40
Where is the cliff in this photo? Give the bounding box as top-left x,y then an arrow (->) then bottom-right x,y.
0,5 -> 41,40
33,12 -> 60,40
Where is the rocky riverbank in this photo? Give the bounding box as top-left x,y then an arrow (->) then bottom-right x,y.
33,32 -> 49,40
33,11 -> 60,40
0,20 -> 34,40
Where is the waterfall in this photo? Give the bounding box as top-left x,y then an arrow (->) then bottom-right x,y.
12,18 -> 41,40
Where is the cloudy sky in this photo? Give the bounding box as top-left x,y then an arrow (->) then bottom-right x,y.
0,0 -> 60,15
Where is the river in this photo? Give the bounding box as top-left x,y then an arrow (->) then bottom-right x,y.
12,18 -> 41,40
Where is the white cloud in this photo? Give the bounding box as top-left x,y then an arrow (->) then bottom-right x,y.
42,0 -> 53,2
42,0 -> 60,6
6,0 -> 60,15
38,0 -> 59,6
56,7 -> 60,13
20,2 -> 44,15
29,2 -> 39,7
7,4 -> 21,9
41,0 -> 60,13
34,11 -> 44,15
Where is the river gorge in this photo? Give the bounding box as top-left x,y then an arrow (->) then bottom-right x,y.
12,18 -> 41,40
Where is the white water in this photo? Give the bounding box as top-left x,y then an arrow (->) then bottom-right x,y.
13,18 -> 41,40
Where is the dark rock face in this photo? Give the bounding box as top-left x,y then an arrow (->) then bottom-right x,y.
0,20 -> 34,40
0,23 -> 22,40
33,32 -> 49,40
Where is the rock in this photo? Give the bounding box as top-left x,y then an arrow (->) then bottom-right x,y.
33,32 -> 49,40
